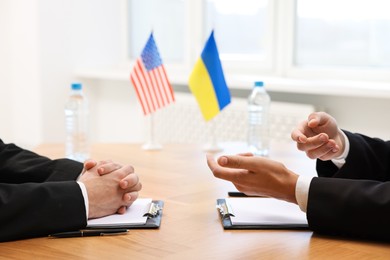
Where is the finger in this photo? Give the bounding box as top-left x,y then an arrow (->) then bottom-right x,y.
291,128 -> 308,143
114,164 -> 135,179
317,140 -> 340,160
305,140 -> 338,159
206,154 -> 248,182
217,155 -> 260,172
307,112 -> 322,128
206,154 -> 217,170
97,162 -> 125,175
119,172 -> 139,189
237,152 -> 254,157
120,191 -> 139,209
296,133 -> 329,152
83,160 -> 97,171
117,206 -> 127,214
120,174 -> 142,191
318,150 -> 339,161
117,195 -> 138,214
291,118 -> 316,143
207,154 -> 245,174
124,191 -> 139,203
307,112 -> 329,128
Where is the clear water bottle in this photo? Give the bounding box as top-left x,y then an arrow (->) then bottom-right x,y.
64,82 -> 89,162
247,81 -> 271,157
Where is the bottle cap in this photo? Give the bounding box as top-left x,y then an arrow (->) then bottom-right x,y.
71,83 -> 82,90
254,81 -> 264,87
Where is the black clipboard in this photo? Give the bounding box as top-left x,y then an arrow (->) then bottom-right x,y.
132,200 -> 164,229
87,200 -> 164,229
216,199 -> 308,230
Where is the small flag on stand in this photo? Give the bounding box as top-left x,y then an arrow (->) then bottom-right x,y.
130,33 -> 175,115
188,31 -> 231,121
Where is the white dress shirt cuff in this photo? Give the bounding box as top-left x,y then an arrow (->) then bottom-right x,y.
76,181 -> 89,220
295,175 -> 313,213
331,130 -> 350,169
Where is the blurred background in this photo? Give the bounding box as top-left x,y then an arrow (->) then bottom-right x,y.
1,0 -> 390,149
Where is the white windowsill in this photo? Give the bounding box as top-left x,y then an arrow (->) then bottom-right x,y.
74,66 -> 390,99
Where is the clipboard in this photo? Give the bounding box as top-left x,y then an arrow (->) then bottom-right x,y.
216,198 -> 308,230
131,200 -> 164,229
87,200 -> 164,229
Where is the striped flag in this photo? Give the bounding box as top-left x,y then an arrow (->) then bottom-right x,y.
130,33 -> 175,115
188,31 -> 231,121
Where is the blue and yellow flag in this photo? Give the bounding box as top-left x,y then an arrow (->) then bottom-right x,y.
189,31 -> 231,121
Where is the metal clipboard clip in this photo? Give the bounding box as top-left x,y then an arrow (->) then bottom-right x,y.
143,202 -> 161,218
216,201 -> 235,219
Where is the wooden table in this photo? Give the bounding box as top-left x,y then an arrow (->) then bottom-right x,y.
0,142 -> 389,259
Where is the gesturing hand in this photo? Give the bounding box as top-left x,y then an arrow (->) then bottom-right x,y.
207,154 -> 299,204
291,112 -> 345,161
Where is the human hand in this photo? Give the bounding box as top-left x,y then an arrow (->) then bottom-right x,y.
81,159 -> 97,174
92,160 -> 142,214
206,154 -> 299,204
79,162 -> 142,219
291,112 -> 345,161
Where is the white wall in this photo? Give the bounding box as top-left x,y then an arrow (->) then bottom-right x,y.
1,0 -> 390,151
0,0 -> 125,148
0,0 -> 42,148
38,0 -> 125,144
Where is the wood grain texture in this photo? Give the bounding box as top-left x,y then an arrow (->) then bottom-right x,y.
0,143 -> 389,259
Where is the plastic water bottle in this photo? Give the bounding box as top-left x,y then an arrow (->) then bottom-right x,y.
247,81 -> 271,157
64,82 -> 89,162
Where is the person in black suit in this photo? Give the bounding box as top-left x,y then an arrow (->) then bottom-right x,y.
0,139 -> 142,242
207,112 -> 390,240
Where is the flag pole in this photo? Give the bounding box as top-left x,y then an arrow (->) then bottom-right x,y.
142,112 -> 162,150
203,116 -> 222,153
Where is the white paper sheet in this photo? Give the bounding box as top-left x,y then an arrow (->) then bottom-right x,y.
226,198 -> 307,225
87,198 -> 152,228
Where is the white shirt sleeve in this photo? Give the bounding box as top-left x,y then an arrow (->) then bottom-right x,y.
76,181 -> 89,220
295,175 -> 313,212
330,130 -> 350,169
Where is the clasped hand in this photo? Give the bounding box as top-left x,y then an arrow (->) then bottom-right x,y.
79,160 -> 142,219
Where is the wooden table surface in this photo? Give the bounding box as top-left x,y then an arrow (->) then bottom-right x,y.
0,142 -> 389,259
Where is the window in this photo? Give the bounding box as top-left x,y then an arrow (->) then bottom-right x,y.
127,0 -> 186,62
127,0 -> 274,74
204,0 -> 270,63
295,0 -> 390,68
126,0 -> 390,84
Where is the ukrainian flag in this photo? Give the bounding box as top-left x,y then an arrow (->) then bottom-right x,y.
189,31 -> 231,121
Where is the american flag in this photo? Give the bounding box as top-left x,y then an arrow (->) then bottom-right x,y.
130,33 -> 175,115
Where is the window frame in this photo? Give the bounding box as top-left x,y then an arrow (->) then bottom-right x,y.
122,0 -> 390,88
285,0 -> 390,82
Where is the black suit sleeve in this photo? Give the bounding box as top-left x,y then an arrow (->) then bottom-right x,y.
307,131 -> 390,240
0,139 -> 87,242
